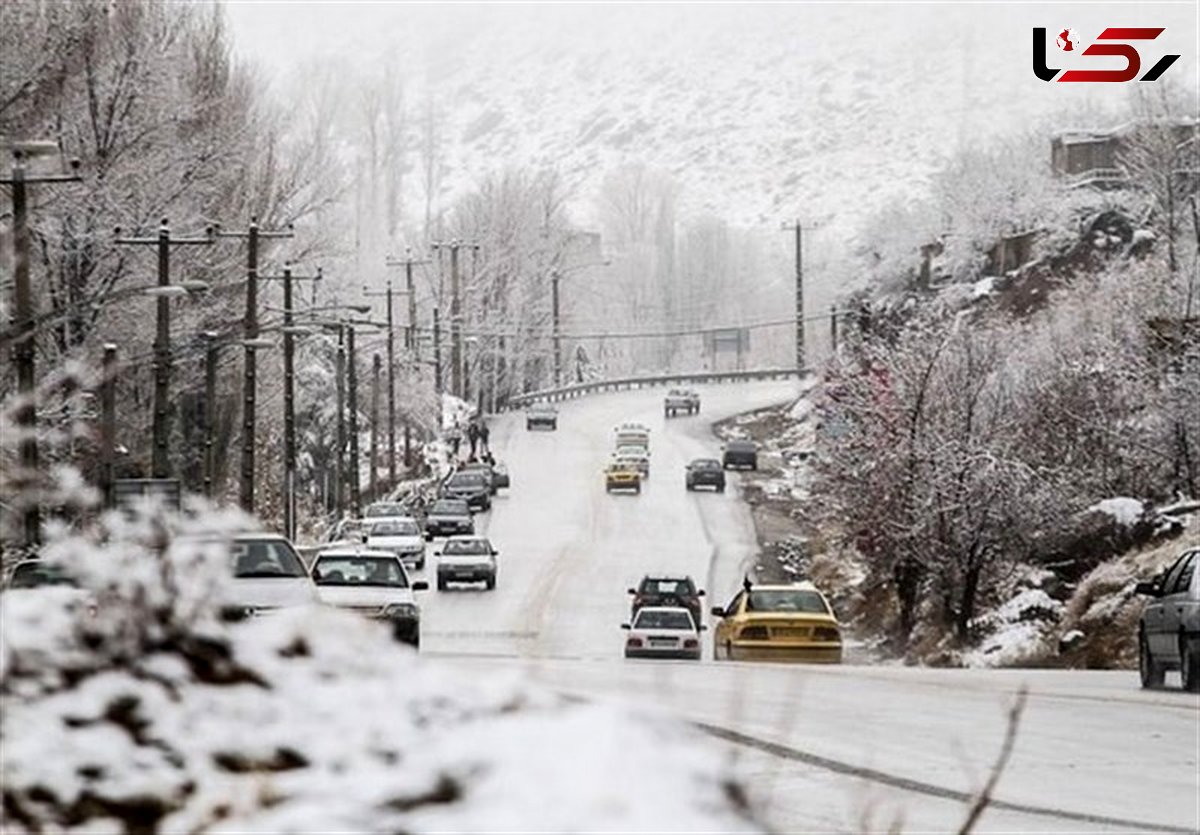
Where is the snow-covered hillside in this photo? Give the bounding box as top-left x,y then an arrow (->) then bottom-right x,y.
228,4 -> 1197,232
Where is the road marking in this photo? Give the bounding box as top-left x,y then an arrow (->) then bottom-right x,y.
696,721 -> 1197,834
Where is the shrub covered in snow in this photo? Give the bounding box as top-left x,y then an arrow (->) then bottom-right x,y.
1,507 -> 761,833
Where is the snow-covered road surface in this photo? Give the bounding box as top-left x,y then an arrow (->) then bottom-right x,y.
414,382 -> 1199,834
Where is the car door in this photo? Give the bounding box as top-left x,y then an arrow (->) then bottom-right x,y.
1160,552 -> 1197,660
714,591 -> 745,648
1149,554 -> 1190,655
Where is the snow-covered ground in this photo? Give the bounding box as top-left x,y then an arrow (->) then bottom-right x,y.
411,382 -> 1199,834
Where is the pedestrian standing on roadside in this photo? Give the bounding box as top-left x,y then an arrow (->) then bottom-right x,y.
467,421 -> 480,458
479,421 -> 491,455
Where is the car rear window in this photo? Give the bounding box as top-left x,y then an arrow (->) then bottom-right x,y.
641,578 -> 695,596
635,609 -> 694,630
443,539 -> 491,556
432,500 -> 468,514
727,441 -> 756,451
746,589 -> 828,614
232,539 -> 307,578
365,503 -> 406,518
8,562 -> 78,589
370,519 -> 419,536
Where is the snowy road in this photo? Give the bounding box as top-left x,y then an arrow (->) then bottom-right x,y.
415,383 -> 1200,834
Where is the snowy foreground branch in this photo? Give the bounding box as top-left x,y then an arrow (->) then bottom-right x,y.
1,507 -> 760,833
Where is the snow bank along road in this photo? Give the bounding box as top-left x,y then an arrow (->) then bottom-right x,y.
415,382 -> 1200,834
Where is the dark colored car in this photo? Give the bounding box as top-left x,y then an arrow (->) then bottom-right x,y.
424,499 -> 475,539
460,461 -> 511,494
628,575 -> 705,630
685,458 -> 726,492
722,440 -> 758,470
1137,547 -> 1199,691
526,404 -> 558,431
440,471 -> 492,512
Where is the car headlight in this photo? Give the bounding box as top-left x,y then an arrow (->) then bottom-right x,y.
384,603 -> 419,619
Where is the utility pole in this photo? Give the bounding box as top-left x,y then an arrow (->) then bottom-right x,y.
261,265 -> 321,541
334,327 -> 346,518
215,217 -> 294,515
115,219 -> 215,480
781,219 -> 820,373
830,305 -> 839,355
99,344 -> 117,506
202,333 -> 219,498
346,325 -> 361,518
382,249 -> 429,472
370,353 -> 381,497
551,270 -> 562,387
432,306 -> 443,394
431,239 -> 478,399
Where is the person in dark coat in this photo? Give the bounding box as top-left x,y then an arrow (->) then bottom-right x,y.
467,421 -> 480,458
479,421 -> 491,454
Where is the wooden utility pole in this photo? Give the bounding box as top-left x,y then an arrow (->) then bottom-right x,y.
430,239 -> 478,399
214,217 -> 294,515
781,219 -> 821,373
370,353 -> 381,497
378,249 -> 429,479
115,219 -> 215,480
99,344 -> 117,506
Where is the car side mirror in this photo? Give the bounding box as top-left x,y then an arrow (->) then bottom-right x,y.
620,623 -> 631,630
710,606 -> 725,617
412,581 -> 429,592
361,534 -> 369,543
1135,580 -> 1160,596
433,549 -> 442,557
699,624 -> 708,631
627,588 -> 637,595
492,549 -> 499,556
697,589 -> 706,597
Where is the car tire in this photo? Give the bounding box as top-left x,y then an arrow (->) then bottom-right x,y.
634,485 -> 641,495
486,575 -> 496,591
722,461 -> 731,470
717,483 -> 725,493
1139,632 -> 1165,688
1181,636 -> 1200,692
685,480 -> 692,491
437,576 -> 447,591
416,557 -> 425,571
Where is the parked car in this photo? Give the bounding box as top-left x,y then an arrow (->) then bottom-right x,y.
664,388 -> 700,417
526,403 -> 558,430
711,581 -> 842,663
685,458 -> 726,492
424,498 -> 475,539
605,462 -> 642,494
309,548 -> 428,647
364,517 -> 427,570
440,470 -> 492,512
629,575 -> 705,627
1137,547 -> 1200,691
460,461 -> 511,494
225,533 -> 318,619
622,607 -> 704,660
722,439 -> 759,470
435,536 -> 499,591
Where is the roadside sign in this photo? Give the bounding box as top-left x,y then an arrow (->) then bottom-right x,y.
112,478 -> 182,512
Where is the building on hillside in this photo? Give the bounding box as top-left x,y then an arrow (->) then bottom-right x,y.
1050,119 -> 1199,189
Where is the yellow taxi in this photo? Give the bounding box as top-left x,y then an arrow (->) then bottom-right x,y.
711,580 -> 842,663
605,462 -> 642,494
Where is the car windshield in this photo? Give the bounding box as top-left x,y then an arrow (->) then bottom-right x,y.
370,519 -> 419,536
443,539 -> 492,556
692,459 -> 720,470
728,441 -> 756,451
313,556 -> 408,588
635,609 -> 694,630
232,539 -> 307,578
642,578 -> 695,596
745,589 -> 828,614
448,473 -> 486,488
365,503 -> 406,518
431,500 -> 468,515
7,562 -> 79,589
530,405 -> 555,415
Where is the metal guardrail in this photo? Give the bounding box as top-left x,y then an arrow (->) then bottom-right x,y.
501,367 -> 805,410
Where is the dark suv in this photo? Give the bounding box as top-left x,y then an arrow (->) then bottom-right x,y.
1137,547 -> 1199,691
722,440 -> 758,470
628,575 -> 705,630
685,458 -> 726,492
440,471 -> 492,512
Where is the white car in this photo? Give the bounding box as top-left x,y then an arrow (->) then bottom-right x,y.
365,517 -> 427,570
621,606 -> 703,660
615,427 -> 650,453
226,533 -> 318,618
435,536 -> 498,591
310,548 -> 428,647
613,445 -> 650,477
362,501 -> 411,523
